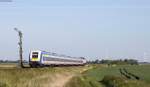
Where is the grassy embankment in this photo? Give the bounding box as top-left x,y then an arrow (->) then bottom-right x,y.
1,63 -> 150,87
65,64 -> 150,87
0,63 -> 88,87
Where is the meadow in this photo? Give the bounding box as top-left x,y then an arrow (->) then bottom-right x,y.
65,64 -> 150,87
0,63 -> 87,87
1,63 -> 150,87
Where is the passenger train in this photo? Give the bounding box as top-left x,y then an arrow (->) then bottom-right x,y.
29,50 -> 87,67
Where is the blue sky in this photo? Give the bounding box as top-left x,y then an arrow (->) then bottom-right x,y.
0,0 -> 150,62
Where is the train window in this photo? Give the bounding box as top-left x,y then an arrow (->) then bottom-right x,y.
32,52 -> 38,58
42,56 -> 83,63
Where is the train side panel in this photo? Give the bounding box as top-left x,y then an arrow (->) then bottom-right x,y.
30,50 -> 87,67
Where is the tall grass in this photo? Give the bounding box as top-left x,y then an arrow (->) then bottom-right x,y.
0,66 -> 85,87
0,67 -> 55,87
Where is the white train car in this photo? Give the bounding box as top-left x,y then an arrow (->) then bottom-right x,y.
29,50 -> 86,67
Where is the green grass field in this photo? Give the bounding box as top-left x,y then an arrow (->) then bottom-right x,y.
65,64 -> 150,87
83,65 -> 150,82
1,64 -> 150,87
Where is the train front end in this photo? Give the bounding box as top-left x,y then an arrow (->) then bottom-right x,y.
29,50 -> 42,67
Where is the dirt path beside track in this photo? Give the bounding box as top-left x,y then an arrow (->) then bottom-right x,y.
47,66 -> 93,87
47,73 -> 74,87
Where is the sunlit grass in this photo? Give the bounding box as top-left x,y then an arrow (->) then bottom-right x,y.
0,64 -> 86,87
66,64 -> 150,87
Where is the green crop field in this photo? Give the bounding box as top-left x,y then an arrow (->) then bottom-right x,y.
65,64 -> 150,87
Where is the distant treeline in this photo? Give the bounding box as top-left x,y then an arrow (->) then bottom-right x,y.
0,60 -> 28,63
88,59 -> 138,65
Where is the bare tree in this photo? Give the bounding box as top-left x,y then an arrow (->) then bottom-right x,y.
14,28 -> 24,68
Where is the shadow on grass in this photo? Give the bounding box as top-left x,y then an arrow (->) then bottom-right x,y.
0,82 -> 9,87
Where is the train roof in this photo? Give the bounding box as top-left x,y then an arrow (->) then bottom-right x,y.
31,50 -> 85,59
